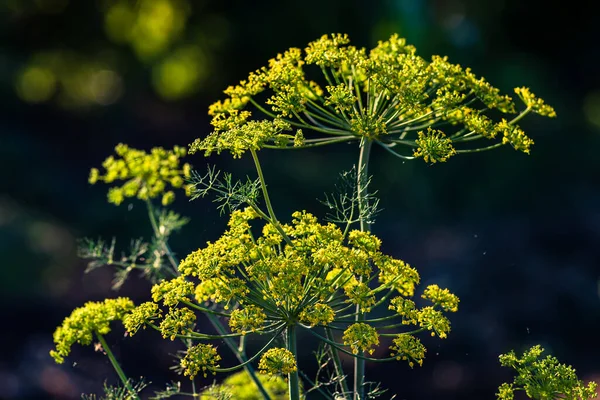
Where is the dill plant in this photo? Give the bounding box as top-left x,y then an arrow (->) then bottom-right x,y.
50,34 -> 597,400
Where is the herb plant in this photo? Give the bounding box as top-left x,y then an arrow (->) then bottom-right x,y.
50,34 -> 596,400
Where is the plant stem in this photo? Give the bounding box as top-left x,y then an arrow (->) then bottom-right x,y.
145,200 -> 178,275
354,138 -> 372,400
287,325 -> 301,400
96,333 -> 137,397
144,202 -> 272,399
206,312 -> 273,400
250,149 -> 293,246
357,139 -> 372,233
326,327 -> 350,398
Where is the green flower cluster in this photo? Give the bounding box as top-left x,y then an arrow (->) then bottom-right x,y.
122,302 -> 160,335
497,345 -> 598,400
131,207 -> 458,369
342,323 -> 379,355
50,298 -> 134,364
177,208 -> 413,318
229,305 -> 267,334
181,343 -> 221,379
413,128 -> 457,163
190,33 -> 555,162
388,294 -> 455,339
89,143 -> 192,205
390,334 -> 426,368
258,348 -> 297,375
199,371 -> 289,400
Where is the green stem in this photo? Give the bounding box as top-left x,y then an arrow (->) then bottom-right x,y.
357,139 -> 373,233
509,107 -> 532,125
287,325 -> 301,400
213,328 -> 285,373
298,370 -> 335,399
250,149 -> 293,246
455,142 -> 504,153
96,333 -> 137,397
262,136 -> 357,150
207,313 -> 274,400
144,202 -> 272,399
354,138 -> 372,400
376,141 -> 415,160
145,200 -> 178,276
326,327 -> 350,399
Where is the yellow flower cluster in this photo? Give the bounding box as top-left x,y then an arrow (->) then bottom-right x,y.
497,345 -> 597,400
342,323 -> 380,355
514,87 -> 557,117
120,207 -> 459,374
123,302 -> 160,336
229,305 -> 267,334
159,307 -> 196,341
421,284 -> 460,312
413,128 -> 457,164
389,283 -> 458,339
50,298 -> 134,364
498,119 -> 535,154
151,276 -> 194,307
390,334 -> 426,368
191,33 -> 554,162
180,343 -> 221,379
258,348 -> 297,375
298,303 -> 336,327
200,371 -> 290,400
89,143 -> 192,205
376,256 -> 420,297
177,209 -> 414,319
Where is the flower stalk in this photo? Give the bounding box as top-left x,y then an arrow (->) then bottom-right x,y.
96,333 -> 137,397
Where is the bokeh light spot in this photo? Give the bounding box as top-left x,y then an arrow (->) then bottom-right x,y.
131,0 -> 188,60
583,91 -> 600,130
90,70 -> 123,105
104,2 -> 135,43
16,66 -> 57,103
152,46 -> 206,100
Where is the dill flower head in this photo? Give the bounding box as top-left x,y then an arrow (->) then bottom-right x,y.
258,348 -> 297,375
215,371 -> 289,400
413,128 -> 457,163
123,302 -> 161,336
422,284 -> 460,312
390,334 -> 426,368
159,307 -> 196,341
50,297 -> 134,364
151,275 -> 194,307
89,143 -> 192,205
191,33 -> 555,162
150,208 -> 459,369
497,345 -> 598,400
298,303 -> 335,327
342,323 -> 379,355
180,343 -> 221,379
229,305 -> 267,334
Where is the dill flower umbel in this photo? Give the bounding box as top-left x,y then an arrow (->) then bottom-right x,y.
89,143 -> 192,205
342,323 -> 380,355
497,345 -> 598,400
132,208 -> 459,374
123,302 -> 161,335
181,343 -> 221,379
50,297 -> 134,364
191,33 -> 555,163
259,348 -> 297,375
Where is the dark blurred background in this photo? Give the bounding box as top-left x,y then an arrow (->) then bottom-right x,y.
1,0 -> 599,399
